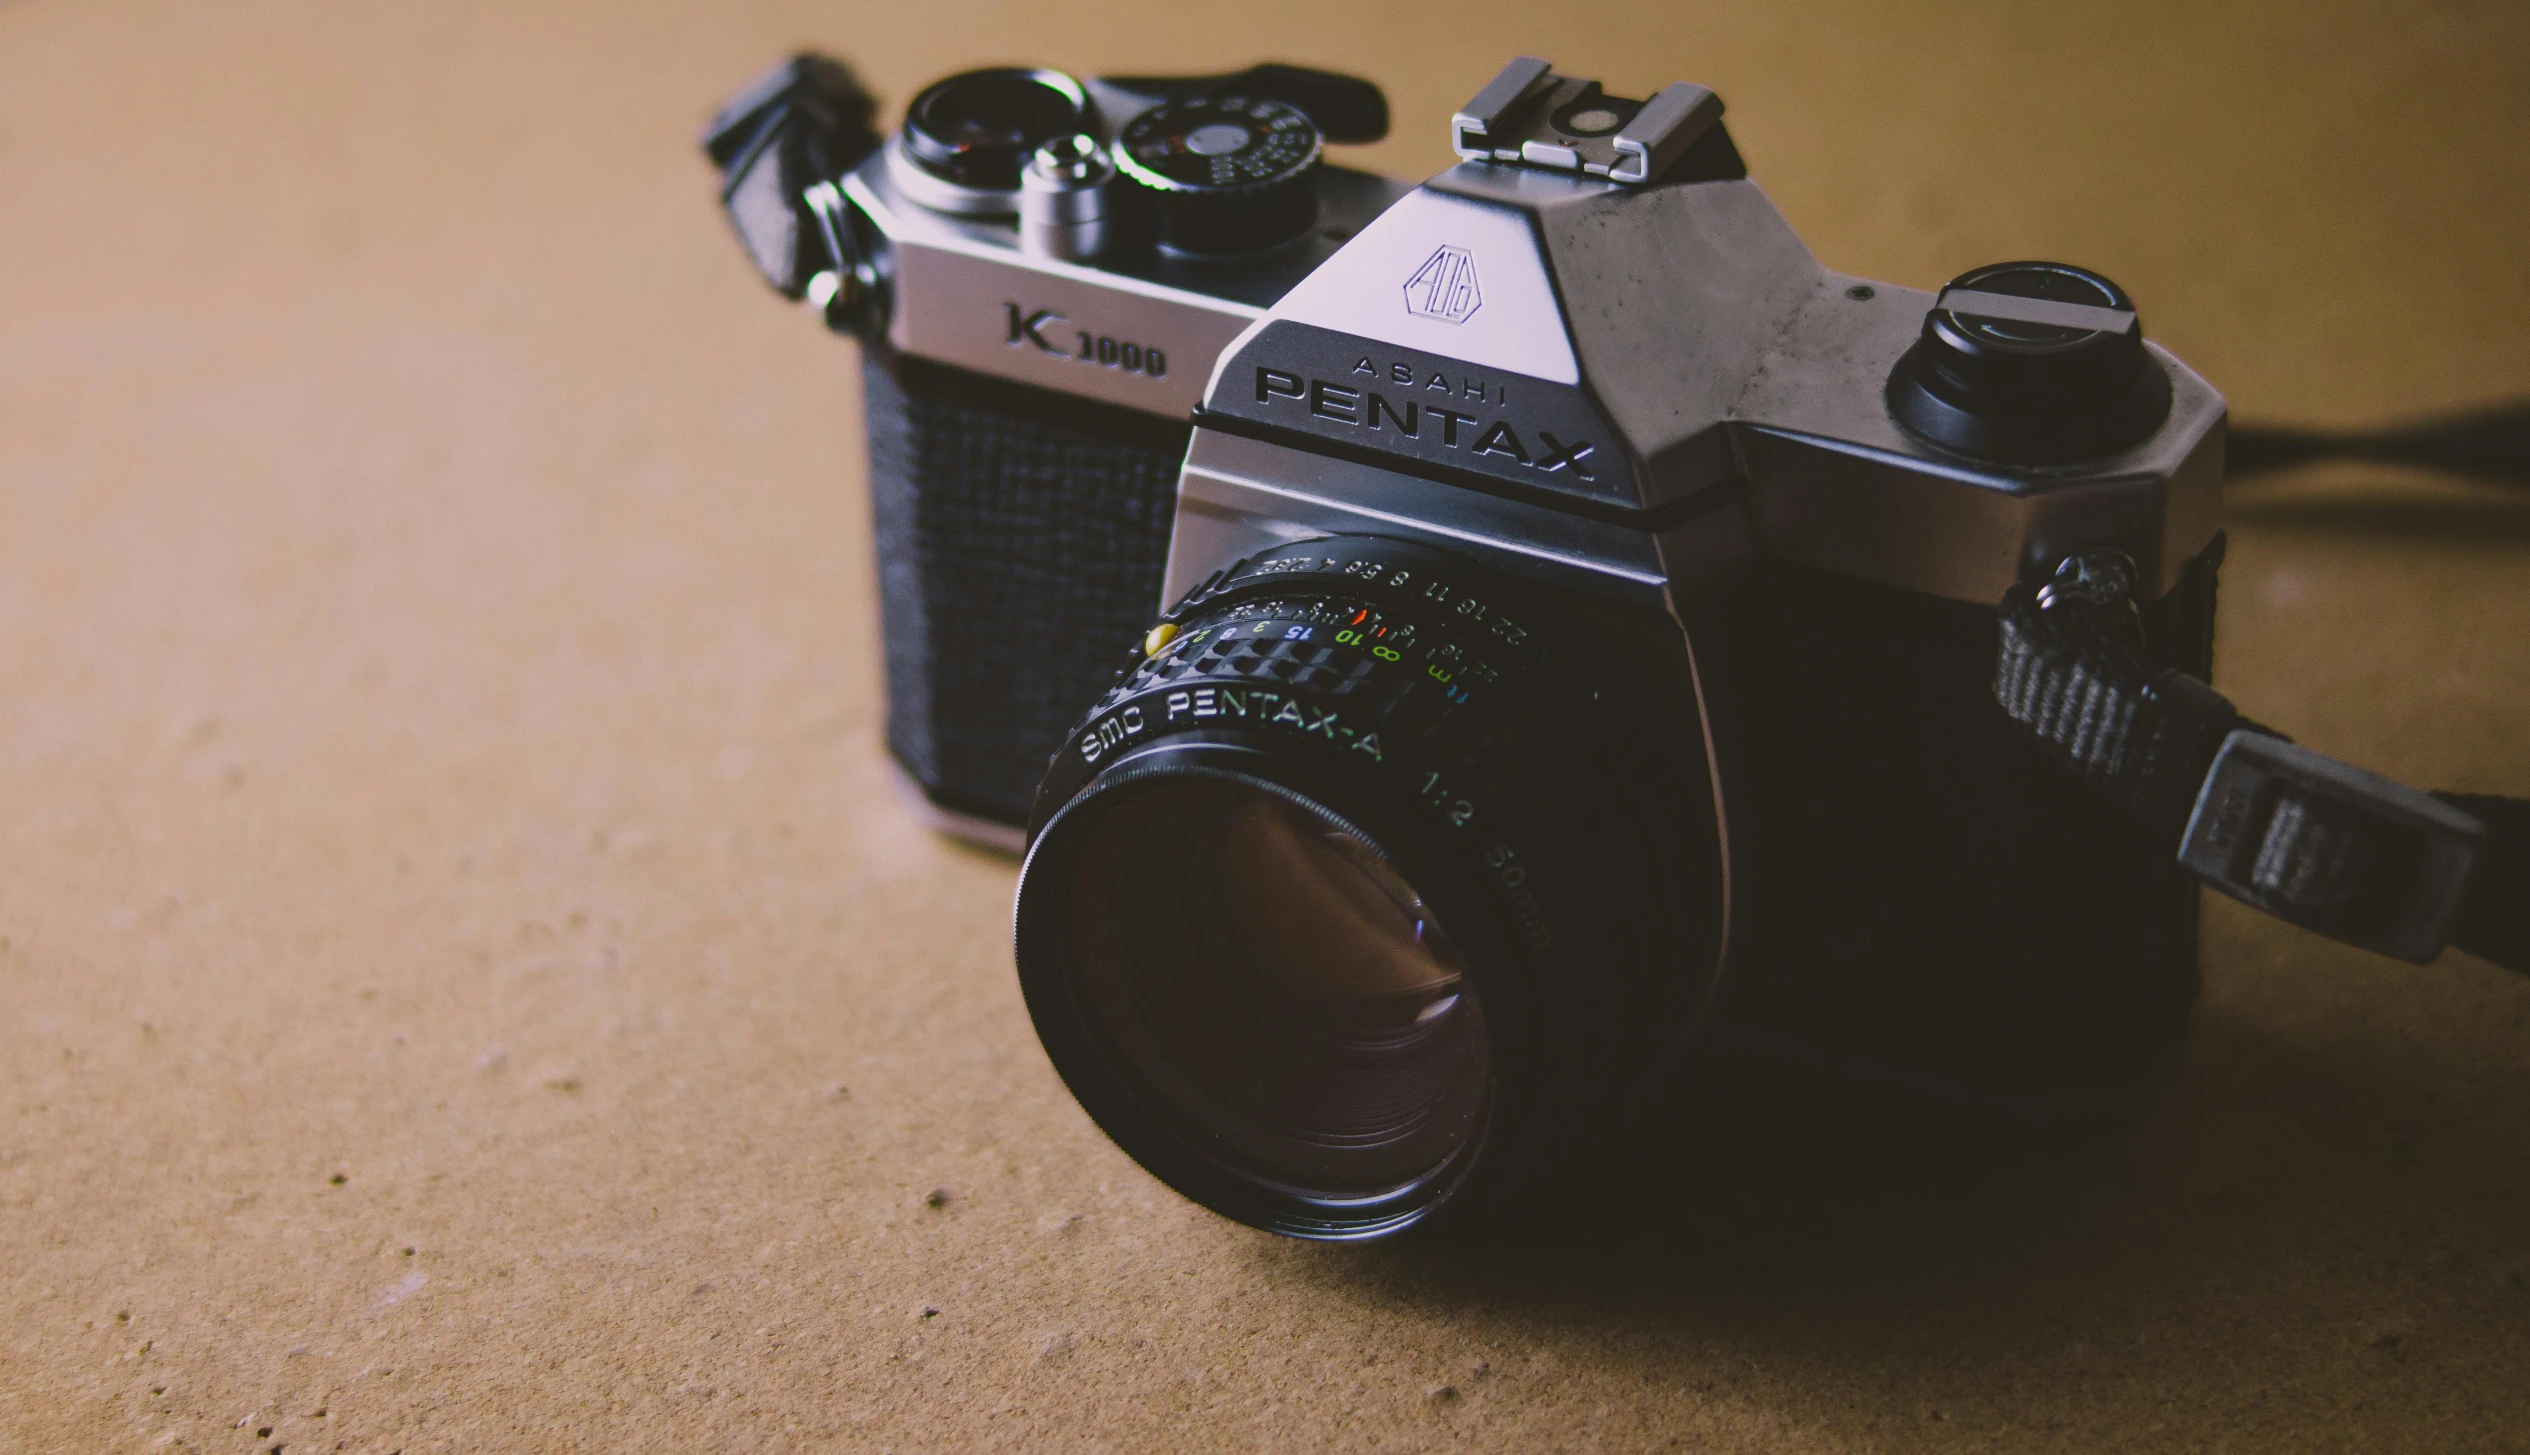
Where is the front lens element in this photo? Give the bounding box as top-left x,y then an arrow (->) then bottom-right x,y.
1063,777 -> 1491,1200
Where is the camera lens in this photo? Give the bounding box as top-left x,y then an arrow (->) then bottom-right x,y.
901,68 -> 1095,195
1062,777 -> 1490,1197
1015,537 -> 1727,1239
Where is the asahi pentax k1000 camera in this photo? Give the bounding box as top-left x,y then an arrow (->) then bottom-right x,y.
705,54 -> 2519,1241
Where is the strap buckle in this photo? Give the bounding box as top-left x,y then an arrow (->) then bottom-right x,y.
2178,731 -> 2487,962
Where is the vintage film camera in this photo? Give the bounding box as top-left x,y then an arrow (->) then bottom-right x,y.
707,55 -> 2525,1239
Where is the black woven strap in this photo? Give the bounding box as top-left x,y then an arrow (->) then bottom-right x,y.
1996,561 -> 2252,842
1997,553 -> 2527,973
2439,793 -> 2530,970
704,54 -> 881,299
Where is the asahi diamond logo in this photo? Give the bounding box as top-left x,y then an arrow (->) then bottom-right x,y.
1402,244 -> 1483,324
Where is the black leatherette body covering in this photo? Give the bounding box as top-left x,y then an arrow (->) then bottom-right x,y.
862,349 -> 1190,825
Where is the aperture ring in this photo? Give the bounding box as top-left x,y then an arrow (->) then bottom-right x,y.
1130,595 -> 1500,720
1171,544 -> 1545,654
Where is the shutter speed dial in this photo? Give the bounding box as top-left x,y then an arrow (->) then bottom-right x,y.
1113,95 -> 1324,255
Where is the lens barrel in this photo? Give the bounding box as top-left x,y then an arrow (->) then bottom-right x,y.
1015,537 -> 1725,1238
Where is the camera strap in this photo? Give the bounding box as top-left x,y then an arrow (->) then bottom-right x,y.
1994,550 -> 2530,975
705,54 -> 882,301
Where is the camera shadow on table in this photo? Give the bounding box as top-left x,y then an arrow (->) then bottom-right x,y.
2224,483 -> 2530,545
1258,841 -> 2530,1443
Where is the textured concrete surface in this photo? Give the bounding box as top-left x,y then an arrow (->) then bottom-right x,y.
3,1 -> 2527,1450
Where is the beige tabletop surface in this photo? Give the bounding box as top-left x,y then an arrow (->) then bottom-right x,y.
5,0 -> 2529,1450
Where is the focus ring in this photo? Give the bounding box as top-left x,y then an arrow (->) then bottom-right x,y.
1037,541 -> 1557,840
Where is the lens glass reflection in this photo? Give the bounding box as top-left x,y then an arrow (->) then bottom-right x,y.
1066,779 -> 1490,1198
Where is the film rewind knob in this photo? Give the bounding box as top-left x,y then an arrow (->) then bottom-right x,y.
1887,262 -> 2174,466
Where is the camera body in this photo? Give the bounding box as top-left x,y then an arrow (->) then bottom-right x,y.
711,56 -> 2229,1238
735,63 -> 1413,835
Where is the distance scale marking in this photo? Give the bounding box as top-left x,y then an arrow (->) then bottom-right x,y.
1196,552 -> 1537,650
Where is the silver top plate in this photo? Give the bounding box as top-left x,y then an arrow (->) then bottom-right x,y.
847,152 -> 1412,419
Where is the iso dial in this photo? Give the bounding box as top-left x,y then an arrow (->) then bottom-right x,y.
1113,95 -> 1324,255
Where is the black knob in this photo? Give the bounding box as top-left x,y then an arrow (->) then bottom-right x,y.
1100,63 -> 1389,144
1886,262 -> 2174,465
1113,94 -> 1323,255
902,68 -> 1097,194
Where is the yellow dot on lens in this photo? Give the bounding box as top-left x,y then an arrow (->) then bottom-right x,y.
1143,623 -> 1180,657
